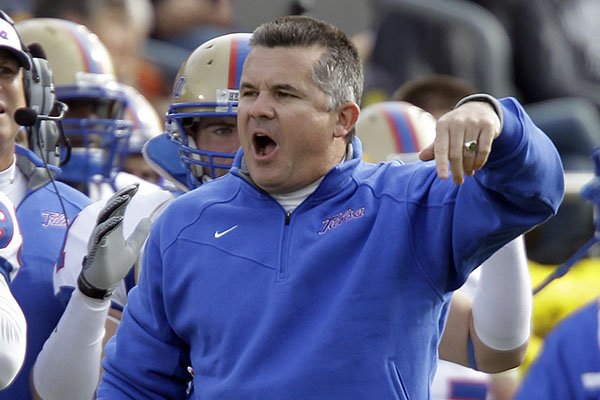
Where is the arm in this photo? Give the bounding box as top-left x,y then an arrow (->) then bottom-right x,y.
31,289 -> 110,400
439,236 -> 531,373
413,96 -> 563,291
31,185 -> 150,400
97,219 -> 191,399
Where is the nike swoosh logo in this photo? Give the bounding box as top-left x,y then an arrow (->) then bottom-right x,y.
214,225 -> 238,238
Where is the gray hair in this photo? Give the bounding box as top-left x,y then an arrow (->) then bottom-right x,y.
251,15 -> 363,111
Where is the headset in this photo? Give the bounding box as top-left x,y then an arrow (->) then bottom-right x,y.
0,10 -> 71,230
0,10 -> 65,167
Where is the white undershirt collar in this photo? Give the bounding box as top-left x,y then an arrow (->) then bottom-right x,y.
272,143 -> 352,213
0,156 -> 27,205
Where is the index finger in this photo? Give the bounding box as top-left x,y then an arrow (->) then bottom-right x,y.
433,122 -> 450,180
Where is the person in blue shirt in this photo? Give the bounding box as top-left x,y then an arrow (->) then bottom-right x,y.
514,299 -> 600,399
97,15 -> 564,399
0,10 -> 91,398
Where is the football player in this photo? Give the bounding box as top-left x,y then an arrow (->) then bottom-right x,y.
16,18 -> 161,201
0,10 -> 90,399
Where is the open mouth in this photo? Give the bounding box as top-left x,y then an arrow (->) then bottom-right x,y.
253,133 -> 278,157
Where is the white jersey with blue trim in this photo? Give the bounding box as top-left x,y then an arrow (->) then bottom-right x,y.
55,187 -> 174,308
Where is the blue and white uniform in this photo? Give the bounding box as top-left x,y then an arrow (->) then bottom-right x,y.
0,145 -> 90,399
515,299 -> 600,399
98,97 -> 564,399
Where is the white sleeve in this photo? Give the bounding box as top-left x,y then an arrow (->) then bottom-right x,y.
0,277 -> 26,389
32,288 -> 109,400
35,190 -> 174,399
472,235 -> 532,351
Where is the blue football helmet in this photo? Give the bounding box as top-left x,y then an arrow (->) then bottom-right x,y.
165,32 -> 251,190
16,18 -> 133,189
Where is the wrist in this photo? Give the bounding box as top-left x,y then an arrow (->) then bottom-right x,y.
77,273 -> 114,300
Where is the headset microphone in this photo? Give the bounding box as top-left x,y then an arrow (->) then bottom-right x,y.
14,101 -> 68,126
13,107 -> 38,127
14,101 -> 71,167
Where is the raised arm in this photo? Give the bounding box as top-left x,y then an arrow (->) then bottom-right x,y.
31,185 -> 150,400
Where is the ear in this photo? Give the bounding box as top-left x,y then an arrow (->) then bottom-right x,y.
333,101 -> 360,139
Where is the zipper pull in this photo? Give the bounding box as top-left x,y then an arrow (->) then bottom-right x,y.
285,210 -> 292,225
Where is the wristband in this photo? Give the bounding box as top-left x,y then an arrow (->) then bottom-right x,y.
77,257 -> 114,300
455,93 -> 504,128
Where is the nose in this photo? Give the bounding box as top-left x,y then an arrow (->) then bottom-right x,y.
247,91 -> 275,120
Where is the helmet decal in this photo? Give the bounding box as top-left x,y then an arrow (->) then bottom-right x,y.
227,35 -> 251,89
67,27 -> 99,74
173,76 -> 186,99
382,108 -> 420,153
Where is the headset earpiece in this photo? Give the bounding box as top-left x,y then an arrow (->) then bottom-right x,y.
18,43 -> 62,166
23,44 -> 55,116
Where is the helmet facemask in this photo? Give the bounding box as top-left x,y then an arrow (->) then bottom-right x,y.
58,73 -> 132,186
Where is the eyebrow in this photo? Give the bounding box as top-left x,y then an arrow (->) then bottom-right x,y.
240,82 -> 302,95
239,82 -> 256,91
